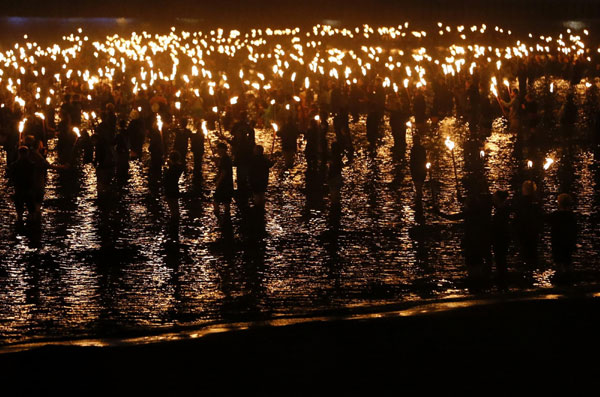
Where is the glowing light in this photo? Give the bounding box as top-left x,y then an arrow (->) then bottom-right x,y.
543,157 -> 554,170
18,118 -> 26,133
445,136 -> 455,151
271,122 -> 279,132
490,84 -> 498,97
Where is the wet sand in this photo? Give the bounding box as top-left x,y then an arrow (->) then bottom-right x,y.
2,294 -> 599,393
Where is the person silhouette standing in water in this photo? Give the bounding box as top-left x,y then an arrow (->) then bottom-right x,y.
213,142 -> 234,223
548,193 -> 577,275
163,151 -> 185,221
513,180 -> 544,267
410,135 -> 427,209
491,190 -> 511,279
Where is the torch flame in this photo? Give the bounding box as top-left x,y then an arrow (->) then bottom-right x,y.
271,122 -> 279,132
490,84 -> 498,97
445,136 -> 455,151
543,157 -> 554,170
18,118 -> 26,133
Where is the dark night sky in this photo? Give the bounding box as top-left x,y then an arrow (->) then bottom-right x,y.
2,0 -> 600,25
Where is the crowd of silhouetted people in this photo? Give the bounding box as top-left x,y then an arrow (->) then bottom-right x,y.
2,44 -> 599,281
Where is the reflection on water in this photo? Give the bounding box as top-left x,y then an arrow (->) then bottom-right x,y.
1,78 -> 600,346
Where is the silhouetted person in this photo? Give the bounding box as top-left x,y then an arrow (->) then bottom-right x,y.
366,78 -> 385,146
249,145 -> 274,211
18,135 -> 66,222
190,122 -> 205,184
173,117 -> 191,160
349,78 -> 366,123
437,190 -> 493,280
327,141 -> 343,206
9,146 -> 35,224
229,112 -> 255,202
548,193 -> 577,273
513,180 -> 544,267
0,103 -> 19,167
56,109 -> 76,164
80,128 -> 94,164
213,142 -> 234,222
278,115 -> 299,169
491,190 -> 511,277
410,135 -> 427,204
304,116 -> 322,170
148,121 -> 164,173
389,95 -> 408,159
127,109 -> 145,159
163,151 -> 185,221
522,93 -> 539,145
412,88 -> 427,132
466,79 -> 481,130
501,88 -> 521,134
560,92 -> 577,139
115,119 -> 130,179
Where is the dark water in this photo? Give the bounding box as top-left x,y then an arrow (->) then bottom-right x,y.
1,76 -> 600,347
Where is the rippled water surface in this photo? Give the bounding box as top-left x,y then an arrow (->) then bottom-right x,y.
1,79 -> 600,346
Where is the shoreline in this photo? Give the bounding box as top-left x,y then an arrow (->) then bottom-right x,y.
2,284 -> 598,353
1,291 -> 599,392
